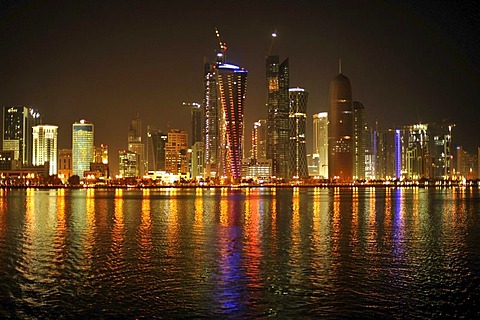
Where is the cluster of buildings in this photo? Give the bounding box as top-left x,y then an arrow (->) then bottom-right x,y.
1,35 -> 479,186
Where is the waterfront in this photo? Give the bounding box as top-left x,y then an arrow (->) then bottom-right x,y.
0,187 -> 479,318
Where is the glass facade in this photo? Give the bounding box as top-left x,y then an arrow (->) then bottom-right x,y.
72,120 -> 94,177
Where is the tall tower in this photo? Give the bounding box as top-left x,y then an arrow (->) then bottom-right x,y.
204,61 -> 219,178
183,102 -> 203,146
353,101 -> 366,180
32,124 -> 58,175
2,106 -> 41,166
128,115 -> 145,177
165,129 -> 188,175
146,126 -> 168,173
216,62 -> 248,182
266,56 -> 290,179
313,112 -> 329,179
328,63 -> 354,182
288,88 -> 309,179
72,119 -> 94,177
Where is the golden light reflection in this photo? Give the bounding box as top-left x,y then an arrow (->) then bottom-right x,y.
166,190 -> 179,256
219,189 -> 228,226
194,188 -> 204,227
112,188 -> 125,256
351,187 -> 359,245
384,188 -> 392,230
332,188 -> 341,255
138,188 -> 153,263
244,187 -> 261,288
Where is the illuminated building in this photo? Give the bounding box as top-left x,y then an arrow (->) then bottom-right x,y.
58,149 -> 72,179
429,122 -> 454,179
32,124 -> 58,175
94,144 -> 109,164
404,123 -> 430,179
119,150 -> 139,178
216,62 -> 248,182
183,102 -> 203,146
251,119 -> 267,164
146,126 -> 167,173
313,112 -> 328,179
204,61 -> 219,178
2,106 -> 41,166
456,146 -> 477,180
72,119 -> 94,177
165,129 -> 189,175
128,115 -> 145,176
288,88 -> 308,179
328,67 -> 353,182
266,56 -> 289,179
353,101 -> 366,180
191,141 -> 205,179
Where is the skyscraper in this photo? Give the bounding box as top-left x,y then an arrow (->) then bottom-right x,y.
72,119 -> 94,177
128,115 -> 145,177
146,126 -> 167,173
32,124 -> 58,175
2,106 -> 41,166
183,102 -> 203,146
288,88 -> 309,179
216,62 -> 248,182
313,112 -> 329,179
204,61 -> 219,178
353,101 -> 366,180
328,67 -> 354,182
165,129 -> 188,175
266,56 -> 290,179
251,119 -> 267,164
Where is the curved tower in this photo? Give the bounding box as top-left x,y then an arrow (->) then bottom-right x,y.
328,71 -> 353,182
216,63 -> 248,183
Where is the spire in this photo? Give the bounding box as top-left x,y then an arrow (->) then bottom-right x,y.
339,58 -> 342,74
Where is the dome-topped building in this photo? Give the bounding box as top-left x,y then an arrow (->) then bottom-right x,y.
328,63 -> 354,182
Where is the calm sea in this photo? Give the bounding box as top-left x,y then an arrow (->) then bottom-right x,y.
0,187 -> 479,318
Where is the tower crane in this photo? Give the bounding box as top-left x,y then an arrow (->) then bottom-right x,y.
215,27 -> 227,64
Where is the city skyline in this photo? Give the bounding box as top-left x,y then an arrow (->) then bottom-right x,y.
1,1 -> 480,174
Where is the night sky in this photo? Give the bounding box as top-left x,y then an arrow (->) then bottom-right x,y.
1,0 -> 479,174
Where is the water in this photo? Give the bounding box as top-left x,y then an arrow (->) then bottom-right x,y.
0,187 -> 479,318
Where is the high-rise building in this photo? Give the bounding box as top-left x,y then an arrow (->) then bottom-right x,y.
353,101 -> 366,180
328,67 -> 353,182
128,115 -> 145,177
251,120 -> 267,164
183,102 -> 203,146
94,144 -> 109,165
204,61 -> 219,178
404,123 -> 430,179
288,88 -> 308,179
2,106 -> 41,166
72,119 -> 94,177
266,56 -> 289,179
165,129 -> 188,175
313,112 -> 329,179
216,62 -> 248,182
191,141 -> 205,179
429,122 -> 454,179
146,126 -> 167,173
58,149 -> 72,180
32,125 -> 58,175
119,150 -> 139,178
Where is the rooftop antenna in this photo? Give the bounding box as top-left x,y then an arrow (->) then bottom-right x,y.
267,29 -> 277,56
339,58 -> 342,74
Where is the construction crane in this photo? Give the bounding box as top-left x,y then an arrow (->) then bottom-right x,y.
267,29 -> 277,56
215,27 -> 227,64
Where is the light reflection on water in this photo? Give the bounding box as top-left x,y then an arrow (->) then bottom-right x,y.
0,187 -> 479,318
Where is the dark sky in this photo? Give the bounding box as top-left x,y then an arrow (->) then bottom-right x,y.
1,0 -> 479,174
